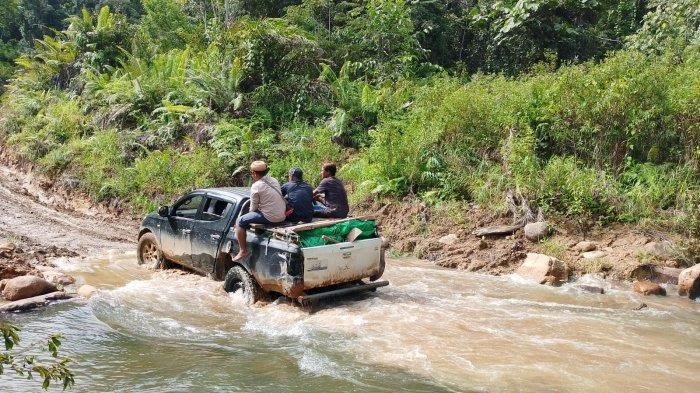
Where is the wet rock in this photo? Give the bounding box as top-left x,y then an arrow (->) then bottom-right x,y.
642,241 -> 676,260
438,234 -> 459,246
576,284 -> 605,294
630,264 -> 682,285
574,241 -> 597,252
632,302 -> 648,311
0,291 -> 74,313
524,222 -> 552,242
2,275 -> 57,301
41,270 -> 76,286
678,263 -> 700,300
632,280 -> 666,296
582,250 -> 607,259
515,253 -> 568,286
77,285 -> 97,298
575,273 -> 609,294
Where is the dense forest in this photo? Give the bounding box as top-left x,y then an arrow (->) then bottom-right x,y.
0,0 -> 698,234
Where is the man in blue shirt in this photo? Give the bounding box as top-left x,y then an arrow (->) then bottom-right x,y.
281,167 -> 314,223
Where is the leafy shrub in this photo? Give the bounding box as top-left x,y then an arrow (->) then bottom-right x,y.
7,95 -> 88,160
71,129 -> 127,200
122,145 -> 223,211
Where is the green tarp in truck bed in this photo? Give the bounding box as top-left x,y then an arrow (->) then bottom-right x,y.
298,219 -> 377,248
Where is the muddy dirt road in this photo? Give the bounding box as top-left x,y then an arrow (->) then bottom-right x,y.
0,164 -> 135,254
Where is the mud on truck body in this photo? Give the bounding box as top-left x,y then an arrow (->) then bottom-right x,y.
137,187 -> 387,304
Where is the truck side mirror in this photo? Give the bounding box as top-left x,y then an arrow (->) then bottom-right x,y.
158,205 -> 170,217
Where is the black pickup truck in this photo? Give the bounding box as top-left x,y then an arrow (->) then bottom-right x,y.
137,188 -> 387,304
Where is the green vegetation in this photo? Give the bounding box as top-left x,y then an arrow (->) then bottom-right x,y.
1,323 -> 75,390
0,1 -> 698,234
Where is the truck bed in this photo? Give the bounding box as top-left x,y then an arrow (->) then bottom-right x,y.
248,215 -> 386,300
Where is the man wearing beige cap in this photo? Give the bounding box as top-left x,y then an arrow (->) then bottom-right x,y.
232,160 -> 286,261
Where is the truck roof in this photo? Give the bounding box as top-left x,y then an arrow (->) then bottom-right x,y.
194,187 -> 251,200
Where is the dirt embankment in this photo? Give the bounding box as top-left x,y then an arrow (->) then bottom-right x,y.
357,199 -> 699,281
0,153 -> 138,280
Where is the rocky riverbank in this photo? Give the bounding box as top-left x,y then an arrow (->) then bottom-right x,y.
0,237 -> 99,311
359,199 -> 700,301
0,158 -> 135,312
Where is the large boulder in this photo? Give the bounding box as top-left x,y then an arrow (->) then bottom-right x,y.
632,280 -> 666,296
678,264 -> 700,300
1,275 -> 57,301
524,222 -> 552,242
515,253 -> 568,285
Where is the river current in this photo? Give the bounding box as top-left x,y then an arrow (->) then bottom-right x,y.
1,254 -> 698,392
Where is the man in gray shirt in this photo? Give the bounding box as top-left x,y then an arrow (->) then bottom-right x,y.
313,162 -> 350,218
233,161 -> 285,261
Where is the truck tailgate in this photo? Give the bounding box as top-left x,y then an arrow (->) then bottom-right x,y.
301,237 -> 383,289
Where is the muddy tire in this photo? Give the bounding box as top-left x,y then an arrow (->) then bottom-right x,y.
223,265 -> 264,305
137,232 -> 169,269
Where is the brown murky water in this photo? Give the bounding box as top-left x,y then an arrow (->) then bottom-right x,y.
1,255 -> 698,392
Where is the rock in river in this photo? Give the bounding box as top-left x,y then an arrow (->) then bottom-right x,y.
515,253 -> 568,286
632,280 -> 666,296
678,263 -> 700,300
2,275 -> 57,301
77,284 -> 97,298
524,222 -> 552,242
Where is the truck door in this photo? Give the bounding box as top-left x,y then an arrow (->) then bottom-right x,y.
162,194 -> 203,266
191,196 -> 235,273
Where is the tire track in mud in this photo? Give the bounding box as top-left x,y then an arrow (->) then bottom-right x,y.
0,165 -> 136,254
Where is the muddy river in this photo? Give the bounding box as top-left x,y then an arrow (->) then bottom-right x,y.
1,255 -> 698,392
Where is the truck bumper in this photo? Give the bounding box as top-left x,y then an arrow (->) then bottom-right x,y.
296,280 -> 389,304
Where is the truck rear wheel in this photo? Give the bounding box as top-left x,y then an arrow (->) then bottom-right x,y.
223,265 -> 264,305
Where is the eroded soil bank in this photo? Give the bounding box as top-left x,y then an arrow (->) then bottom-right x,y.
357,199 -> 700,283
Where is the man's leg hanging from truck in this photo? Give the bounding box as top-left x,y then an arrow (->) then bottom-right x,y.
232,211 -> 270,261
